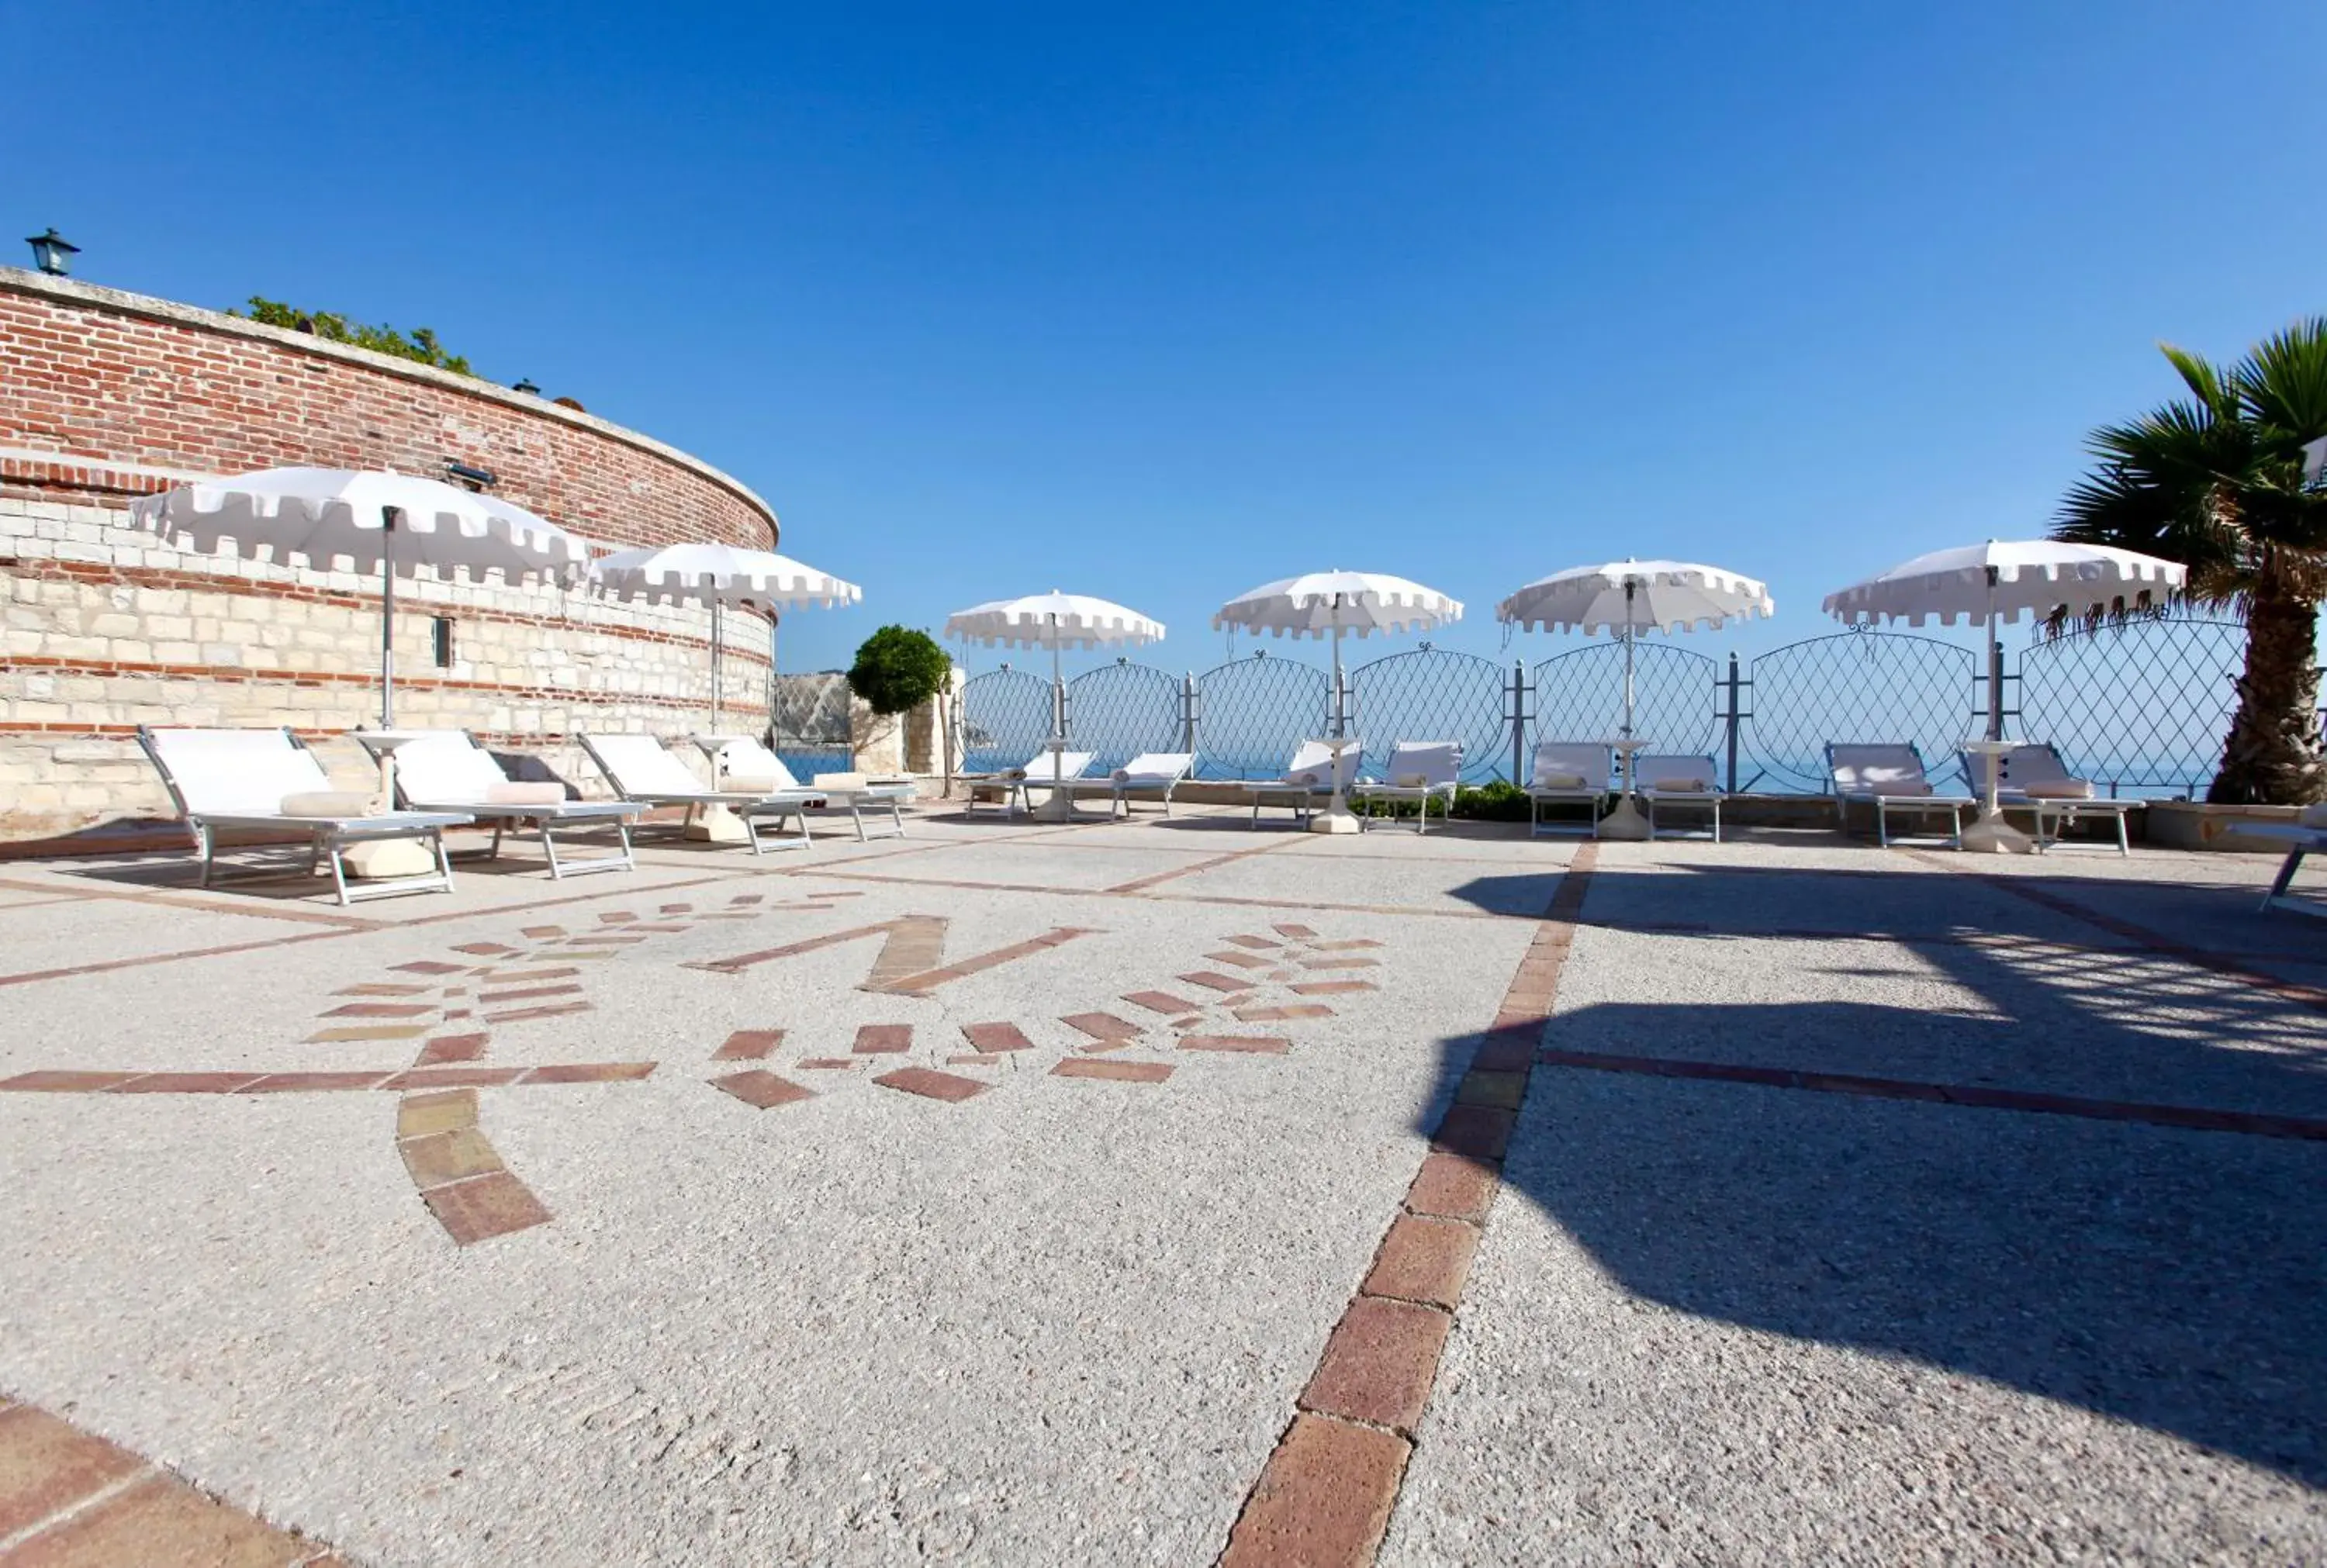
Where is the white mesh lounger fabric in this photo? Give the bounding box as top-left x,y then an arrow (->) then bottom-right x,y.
137,726 -> 471,905
1828,743 -> 1976,848
1060,752 -> 1195,819
355,729 -> 641,878
700,735 -> 915,841
1526,741 -> 1612,838
576,733 -> 818,855
1243,740 -> 1361,829
1635,753 -> 1723,842
1352,741 -> 1462,834
968,751 -> 1095,818
1959,741 -> 2138,855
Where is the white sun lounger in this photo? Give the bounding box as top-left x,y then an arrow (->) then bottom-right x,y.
1526,741 -> 1612,838
1353,741 -> 1463,834
1956,741 -> 2138,855
697,734 -> 914,841
137,726 -> 471,905
968,750 -> 1096,817
354,729 -> 641,878
2232,812 -> 2327,916
1636,753 -> 1723,841
1060,752 -> 1195,818
1242,739 -> 1362,829
576,733 -> 818,855
1828,743 -> 1975,848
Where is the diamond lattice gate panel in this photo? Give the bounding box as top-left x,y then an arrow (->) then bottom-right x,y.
1191,654 -> 1333,779
1531,642 -> 1721,761
767,672 -> 853,779
2018,617 -> 2249,797
1064,661 -> 1186,774
1347,647 -> 1511,784
1743,631 -> 1981,793
958,667 -> 1056,775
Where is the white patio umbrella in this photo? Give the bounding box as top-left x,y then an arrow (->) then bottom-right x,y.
1498,559 -> 1773,840
1213,570 -> 1463,833
1821,538 -> 2186,851
588,541 -> 862,733
131,466 -> 590,727
945,591 -> 1165,820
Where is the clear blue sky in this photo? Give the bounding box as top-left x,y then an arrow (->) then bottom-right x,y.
16,1 -> 2327,675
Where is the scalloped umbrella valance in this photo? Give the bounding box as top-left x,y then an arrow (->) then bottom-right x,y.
130,465 -> 590,726
590,543 -> 863,733
944,592 -> 1165,820
1820,539 -> 2184,630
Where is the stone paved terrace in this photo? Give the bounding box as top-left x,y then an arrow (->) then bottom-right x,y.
0,801 -> 2321,1566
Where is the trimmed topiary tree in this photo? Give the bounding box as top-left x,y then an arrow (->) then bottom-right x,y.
847,625 -> 951,716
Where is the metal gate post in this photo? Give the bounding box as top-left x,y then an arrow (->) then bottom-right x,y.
1724,653 -> 1741,794
1508,660 -> 1529,785
1181,672 -> 1199,758
1987,637 -> 2006,741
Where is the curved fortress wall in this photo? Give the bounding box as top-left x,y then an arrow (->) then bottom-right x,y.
0,269 -> 783,838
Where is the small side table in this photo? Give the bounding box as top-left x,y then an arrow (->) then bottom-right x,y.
1959,738 -> 2035,855
1309,735 -> 1364,834
1595,738 -> 1651,841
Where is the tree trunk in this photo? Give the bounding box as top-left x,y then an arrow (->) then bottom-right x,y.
2208,565 -> 2327,805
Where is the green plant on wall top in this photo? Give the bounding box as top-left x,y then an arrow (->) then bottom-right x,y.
848,626 -> 952,716
233,296 -> 475,376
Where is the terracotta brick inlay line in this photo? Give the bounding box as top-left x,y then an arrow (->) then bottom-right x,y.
1291,979 -> 1378,996
1218,843 -> 1599,1566
711,1069 -> 817,1110
874,926 -> 1102,996
796,1058 -> 859,1070
108,1072 -> 266,1094
1123,989 -> 1205,1015
873,1066 -> 991,1103
853,1024 -> 913,1055
1051,1058 -> 1173,1083
1179,1035 -> 1293,1055
1901,851 -> 2327,1017
1224,934 -> 1280,950
1273,923 -> 1319,941
475,983 -> 583,1006
713,1028 -> 785,1062
1219,1413 -> 1410,1568
961,1022 -> 1034,1054
1061,1011 -> 1141,1045
1179,971 -> 1256,993
422,1172 -> 552,1246
1233,1003 -> 1335,1024
483,1000 -> 595,1026
2,1065 -> 654,1097
1105,836 -> 1301,894
0,1398 -> 348,1564
414,1032 -> 489,1066
1207,949 -> 1274,970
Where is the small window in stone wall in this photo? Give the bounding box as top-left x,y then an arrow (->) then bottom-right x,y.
431,616 -> 455,668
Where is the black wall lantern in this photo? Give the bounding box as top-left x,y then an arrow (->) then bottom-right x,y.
444,461 -> 497,488
26,228 -> 78,276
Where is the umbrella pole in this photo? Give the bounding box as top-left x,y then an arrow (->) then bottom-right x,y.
1961,573 -> 2031,854
1312,605 -> 1359,834
1036,619 -> 1076,822
379,506 -> 397,728
1596,582 -> 1651,841
711,597 -> 723,734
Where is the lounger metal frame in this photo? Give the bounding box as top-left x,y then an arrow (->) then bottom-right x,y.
2232,824 -> 2327,917
1827,743 -> 1974,849
137,726 -> 467,905
575,734 -> 818,855
357,730 -> 641,879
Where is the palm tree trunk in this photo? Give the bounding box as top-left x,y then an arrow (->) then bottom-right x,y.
2208,560 -> 2327,804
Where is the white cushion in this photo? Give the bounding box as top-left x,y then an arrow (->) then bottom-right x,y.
147,728 -> 334,816
486,780 -> 565,805
2021,779 -> 2094,800
1533,772 -> 1587,789
1394,772 -> 1430,788
1651,777 -> 1709,793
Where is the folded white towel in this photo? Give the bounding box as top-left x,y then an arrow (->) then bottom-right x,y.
1282,769 -> 1325,787
1650,777 -> 1710,793
1533,771 -> 1587,789
2021,779 -> 2094,800
1112,768 -> 1133,783
1393,772 -> 1430,789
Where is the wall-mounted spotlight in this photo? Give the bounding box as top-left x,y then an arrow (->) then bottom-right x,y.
444,461 -> 498,488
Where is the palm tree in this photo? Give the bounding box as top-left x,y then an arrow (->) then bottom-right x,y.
2056,320 -> 2327,804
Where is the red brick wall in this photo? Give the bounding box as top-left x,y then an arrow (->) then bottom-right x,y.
0,271 -> 776,549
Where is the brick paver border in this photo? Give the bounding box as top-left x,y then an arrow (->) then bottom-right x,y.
0,1395 -> 344,1563
1216,844 -> 1599,1567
